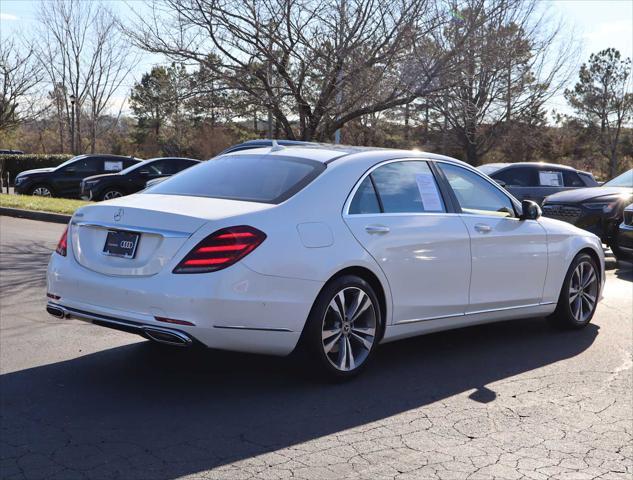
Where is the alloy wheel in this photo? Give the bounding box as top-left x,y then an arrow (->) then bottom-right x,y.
569,261 -> 598,323
103,190 -> 123,200
321,287 -> 377,372
32,186 -> 51,197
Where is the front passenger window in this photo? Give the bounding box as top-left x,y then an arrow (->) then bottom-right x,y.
438,163 -> 515,217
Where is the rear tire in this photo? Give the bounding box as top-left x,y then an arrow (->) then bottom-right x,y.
547,252 -> 600,329
298,275 -> 382,381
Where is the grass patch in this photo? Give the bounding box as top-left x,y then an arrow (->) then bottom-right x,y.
0,193 -> 90,215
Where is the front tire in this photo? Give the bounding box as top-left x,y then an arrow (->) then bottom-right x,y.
548,253 -> 600,329
610,240 -> 633,263
300,275 -> 382,380
29,184 -> 54,197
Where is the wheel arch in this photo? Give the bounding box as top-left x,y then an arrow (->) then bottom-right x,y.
321,265 -> 389,341
576,246 -> 603,280
29,182 -> 55,196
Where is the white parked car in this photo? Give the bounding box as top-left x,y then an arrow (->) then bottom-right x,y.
47,145 -> 605,378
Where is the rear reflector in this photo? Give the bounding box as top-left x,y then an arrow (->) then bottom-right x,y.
155,316 -> 195,326
55,225 -> 69,256
173,225 -> 266,274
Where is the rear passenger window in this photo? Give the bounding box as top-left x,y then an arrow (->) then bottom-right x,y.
539,170 -> 564,186
349,177 -> 381,214
493,167 -> 537,186
370,161 -> 445,213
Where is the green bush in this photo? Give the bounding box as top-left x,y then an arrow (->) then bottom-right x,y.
0,154 -> 74,185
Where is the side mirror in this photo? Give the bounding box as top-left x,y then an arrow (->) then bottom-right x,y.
494,179 -> 507,188
520,199 -> 541,220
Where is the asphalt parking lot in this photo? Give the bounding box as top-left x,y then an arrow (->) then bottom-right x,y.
1,216 -> 631,480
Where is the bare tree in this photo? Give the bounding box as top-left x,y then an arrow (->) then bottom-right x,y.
429,0 -> 577,165
565,49 -> 633,177
36,0 -> 134,153
124,0 -> 487,141
0,39 -> 45,132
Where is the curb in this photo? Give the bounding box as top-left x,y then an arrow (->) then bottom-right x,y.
0,207 -> 71,224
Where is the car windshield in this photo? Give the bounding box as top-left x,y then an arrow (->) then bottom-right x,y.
478,164 -> 506,175
119,161 -> 148,175
603,169 -> 633,188
54,155 -> 87,170
145,154 -> 325,204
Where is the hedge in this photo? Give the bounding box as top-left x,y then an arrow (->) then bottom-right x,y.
0,154 -> 74,185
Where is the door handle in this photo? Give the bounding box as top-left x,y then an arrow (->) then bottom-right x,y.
474,223 -> 492,233
365,225 -> 390,234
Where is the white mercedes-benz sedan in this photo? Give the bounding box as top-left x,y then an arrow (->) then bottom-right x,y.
47,144 -> 605,378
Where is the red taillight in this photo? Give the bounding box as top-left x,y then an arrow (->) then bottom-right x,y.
55,226 -> 69,256
173,226 -> 266,274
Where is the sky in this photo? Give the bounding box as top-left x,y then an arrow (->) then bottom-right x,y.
1,0 -> 632,116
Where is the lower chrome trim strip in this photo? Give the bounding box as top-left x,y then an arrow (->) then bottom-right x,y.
213,325 -> 293,333
393,302 -> 557,326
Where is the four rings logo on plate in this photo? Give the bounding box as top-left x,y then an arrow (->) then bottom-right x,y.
114,208 -> 124,222
119,240 -> 135,249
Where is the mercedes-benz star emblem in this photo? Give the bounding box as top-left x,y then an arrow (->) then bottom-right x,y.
114,208 -> 124,222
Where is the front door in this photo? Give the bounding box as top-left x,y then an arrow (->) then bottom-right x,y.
56,157 -> 103,197
437,162 -> 548,313
343,160 -> 471,324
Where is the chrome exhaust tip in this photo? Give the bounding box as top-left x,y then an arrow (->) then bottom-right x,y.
46,305 -> 66,319
143,327 -> 192,347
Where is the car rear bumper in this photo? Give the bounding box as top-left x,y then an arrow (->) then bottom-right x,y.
47,252 -> 323,356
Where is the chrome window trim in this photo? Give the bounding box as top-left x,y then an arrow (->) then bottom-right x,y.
343,156 -> 521,217
343,157 -> 451,217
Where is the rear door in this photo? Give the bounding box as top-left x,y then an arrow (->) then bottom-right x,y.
436,162 -> 548,313
343,160 -> 471,324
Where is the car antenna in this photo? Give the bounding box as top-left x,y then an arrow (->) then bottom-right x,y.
270,139 -> 285,152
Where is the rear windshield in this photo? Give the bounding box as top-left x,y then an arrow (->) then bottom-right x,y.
144,154 -> 325,204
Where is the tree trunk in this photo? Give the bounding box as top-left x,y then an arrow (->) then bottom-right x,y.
610,150 -> 618,178
404,103 -> 410,144
465,140 -> 479,166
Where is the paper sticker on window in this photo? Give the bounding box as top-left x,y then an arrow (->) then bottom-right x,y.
539,171 -> 563,187
415,172 -> 444,212
104,161 -> 123,172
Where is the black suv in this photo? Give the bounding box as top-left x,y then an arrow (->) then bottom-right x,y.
478,162 -> 598,205
542,169 -> 633,260
81,157 -> 200,201
14,154 -> 141,198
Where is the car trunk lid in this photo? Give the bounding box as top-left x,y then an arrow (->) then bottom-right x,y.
70,194 -> 273,276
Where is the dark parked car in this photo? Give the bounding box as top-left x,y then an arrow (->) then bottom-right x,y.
14,154 -> 141,198
615,203 -> 633,261
478,162 -> 598,205
542,169 -> 633,260
81,157 -> 200,200
0,149 -> 24,154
